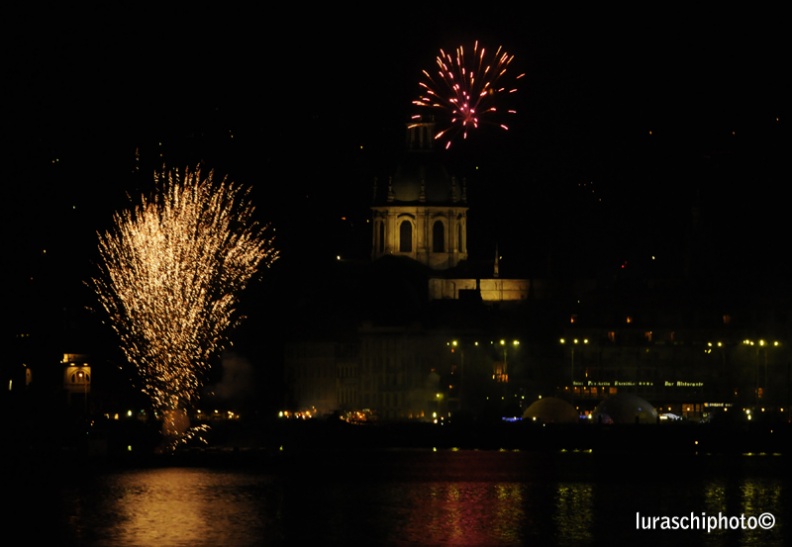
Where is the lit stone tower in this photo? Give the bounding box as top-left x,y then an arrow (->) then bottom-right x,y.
371,121 -> 468,270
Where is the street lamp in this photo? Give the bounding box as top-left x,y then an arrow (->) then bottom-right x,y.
561,338 -> 588,403
496,339 -> 519,382
447,339 -> 464,412
706,341 -> 729,401
77,369 -> 88,415
743,339 -> 780,407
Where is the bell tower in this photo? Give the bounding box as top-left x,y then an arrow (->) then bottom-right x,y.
371,121 -> 468,270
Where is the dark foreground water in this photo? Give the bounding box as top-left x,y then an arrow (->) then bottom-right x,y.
4,448 -> 789,546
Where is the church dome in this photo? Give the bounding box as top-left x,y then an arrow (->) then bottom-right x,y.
372,121 -> 466,206
370,120 -> 469,270
389,154 -> 462,204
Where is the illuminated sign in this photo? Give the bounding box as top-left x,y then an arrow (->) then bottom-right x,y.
573,380 -> 703,388
665,381 -> 704,387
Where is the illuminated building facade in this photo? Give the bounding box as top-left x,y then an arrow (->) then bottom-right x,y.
283,122 -> 531,420
370,121 -> 469,270
62,353 -> 91,411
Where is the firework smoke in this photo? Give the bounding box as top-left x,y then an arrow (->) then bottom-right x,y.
90,166 -> 278,444
412,41 -> 525,149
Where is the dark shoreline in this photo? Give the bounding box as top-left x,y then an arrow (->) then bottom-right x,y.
260,419 -> 790,456
7,418 -> 788,472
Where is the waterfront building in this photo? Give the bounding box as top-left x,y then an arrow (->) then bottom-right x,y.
282,121 -> 792,424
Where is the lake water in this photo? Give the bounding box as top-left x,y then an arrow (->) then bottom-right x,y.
5,448 -> 789,546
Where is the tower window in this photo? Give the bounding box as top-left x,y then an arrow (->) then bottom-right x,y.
399,220 -> 412,252
432,220 -> 445,252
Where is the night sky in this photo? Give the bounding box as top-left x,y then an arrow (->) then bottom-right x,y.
5,9 -> 789,354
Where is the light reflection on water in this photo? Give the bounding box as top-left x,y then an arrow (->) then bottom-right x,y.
555,482 -> 594,545
394,482 -> 525,545
60,468 -> 282,546
8,450 -> 788,546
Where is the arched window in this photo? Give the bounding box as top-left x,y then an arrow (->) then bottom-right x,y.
70,371 -> 89,384
432,220 -> 445,252
399,220 -> 412,252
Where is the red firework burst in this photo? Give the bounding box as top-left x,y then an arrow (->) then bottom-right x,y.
412,41 -> 524,149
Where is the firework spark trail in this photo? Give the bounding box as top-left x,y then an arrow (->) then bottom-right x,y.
412,40 -> 525,149
91,166 -> 278,424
